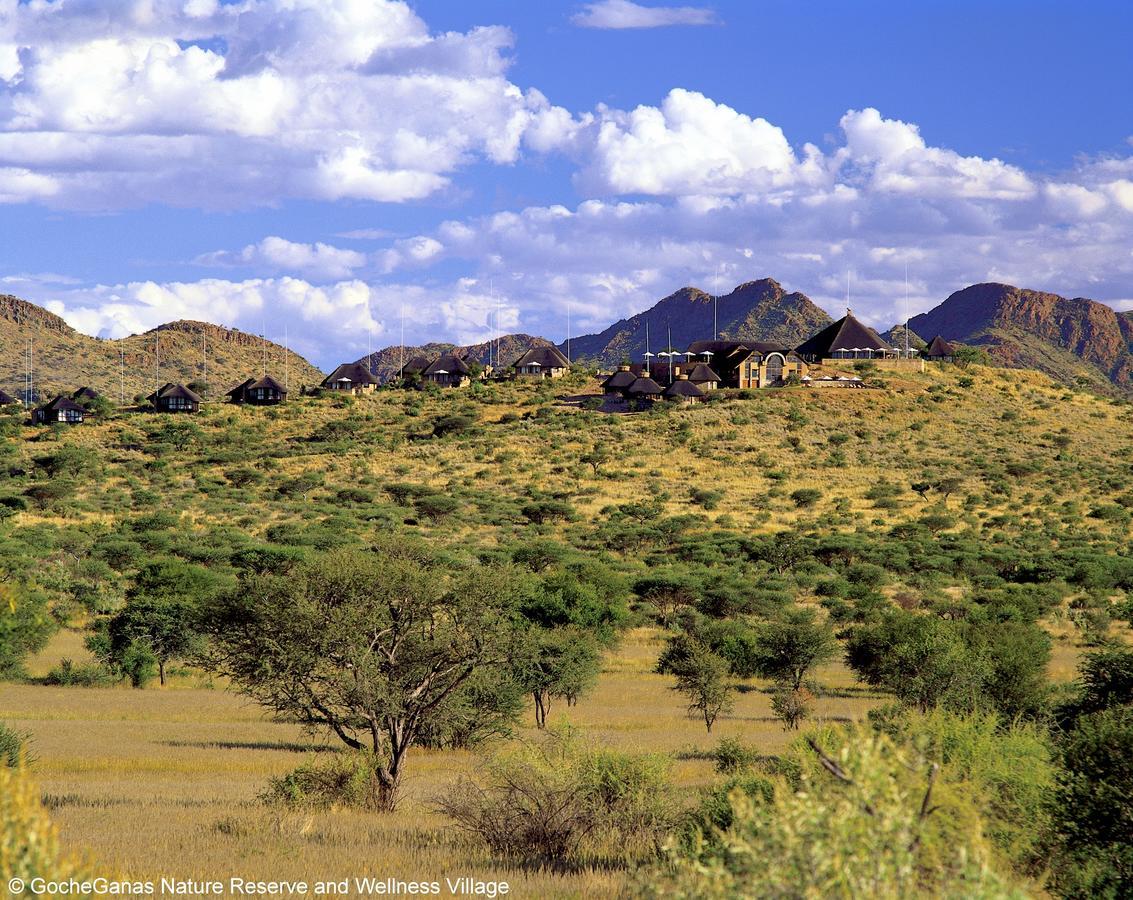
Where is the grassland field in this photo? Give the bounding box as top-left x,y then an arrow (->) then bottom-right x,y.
2,361 -> 1132,897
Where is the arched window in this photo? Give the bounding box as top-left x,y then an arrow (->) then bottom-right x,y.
764,352 -> 785,382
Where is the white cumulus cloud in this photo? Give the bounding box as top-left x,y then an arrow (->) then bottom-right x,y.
0,0 -> 571,209
571,1 -> 720,29
196,237 -> 367,280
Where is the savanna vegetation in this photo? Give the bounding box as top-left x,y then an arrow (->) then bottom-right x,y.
2,362 -> 1132,897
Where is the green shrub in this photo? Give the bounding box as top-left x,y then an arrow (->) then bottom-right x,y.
0,722 -> 31,767
640,718 -> 1028,898
1049,707 -> 1133,898
263,752 -> 380,809
789,488 -> 822,508
44,659 -> 118,688
414,493 -> 459,522
438,727 -> 673,868
711,737 -> 759,774
521,499 -> 576,524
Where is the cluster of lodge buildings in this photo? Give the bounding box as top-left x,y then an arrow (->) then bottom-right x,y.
318,345 -> 573,394
9,310 -> 960,423
600,310 -> 958,404
17,374 -> 289,426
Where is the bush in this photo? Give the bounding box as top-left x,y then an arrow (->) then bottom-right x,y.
432,414 -> 477,437
640,719 -> 1027,898
689,487 -> 724,510
789,488 -> 822,508
521,499 -> 576,524
711,737 -> 759,774
263,752 -> 381,809
0,582 -> 55,680
438,728 -> 673,868
44,659 -> 118,688
1049,707 -> 1133,898
770,685 -> 814,730
0,722 -> 30,767
414,493 -> 459,522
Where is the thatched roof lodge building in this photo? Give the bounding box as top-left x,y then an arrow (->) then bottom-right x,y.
423,354 -> 473,387
923,336 -> 956,361
685,362 -> 720,390
0,389 -> 17,406
32,395 -> 85,425
663,375 -> 705,403
399,355 -> 431,381
513,346 -> 571,379
72,387 -> 101,405
602,365 -> 637,395
322,363 -> 378,394
794,310 -> 898,362
149,383 -> 202,413
227,375 -> 287,405
625,375 -> 664,405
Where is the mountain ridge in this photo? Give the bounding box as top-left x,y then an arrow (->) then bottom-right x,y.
355,333 -> 554,381
562,278 -> 833,365
0,294 -> 324,403
907,282 -> 1133,393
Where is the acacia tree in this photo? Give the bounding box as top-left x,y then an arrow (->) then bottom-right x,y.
751,608 -> 837,691
673,640 -> 733,733
516,627 -> 601,728
201,544 -> 527,811
102,559 -> 222,686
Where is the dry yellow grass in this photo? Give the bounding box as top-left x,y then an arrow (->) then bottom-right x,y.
3,627 -> 885,898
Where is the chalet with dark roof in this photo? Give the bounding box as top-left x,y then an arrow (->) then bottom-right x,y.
33,395 -> 85,425
686,362 -> 720,390
72,387 -> 101,405
227,375 -> 287,405
513,346 -> 571,379
423,354 -> 473,388
0,389 -> 16,406
923,335 -> 956,361
793,310 -> 896,362
625,375 -> 664,405
149,383 -> 202,413
663,375 -> 706,403
602,365 -> 637,396
321,362 -> 378,394
399,355 -> 431,381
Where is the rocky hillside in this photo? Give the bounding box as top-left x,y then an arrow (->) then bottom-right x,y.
908,283 -> 1133,393
882,324 -> 926,352
0,294 -> 323,403
357,333 -> 554,381
563,278 -> 832,365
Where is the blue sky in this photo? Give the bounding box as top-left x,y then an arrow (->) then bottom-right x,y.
1,0 -> 1131,368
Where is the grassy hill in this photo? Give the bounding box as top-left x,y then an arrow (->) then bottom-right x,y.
2,359 -> 1131,897
0,294 -> 324,403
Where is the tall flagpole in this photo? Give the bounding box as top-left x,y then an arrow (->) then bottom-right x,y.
904,263 -> 910,357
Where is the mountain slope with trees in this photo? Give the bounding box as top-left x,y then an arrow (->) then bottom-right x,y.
908,282 -> 1133,394
357,333 -> 553,381
0,294 -> 323,402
